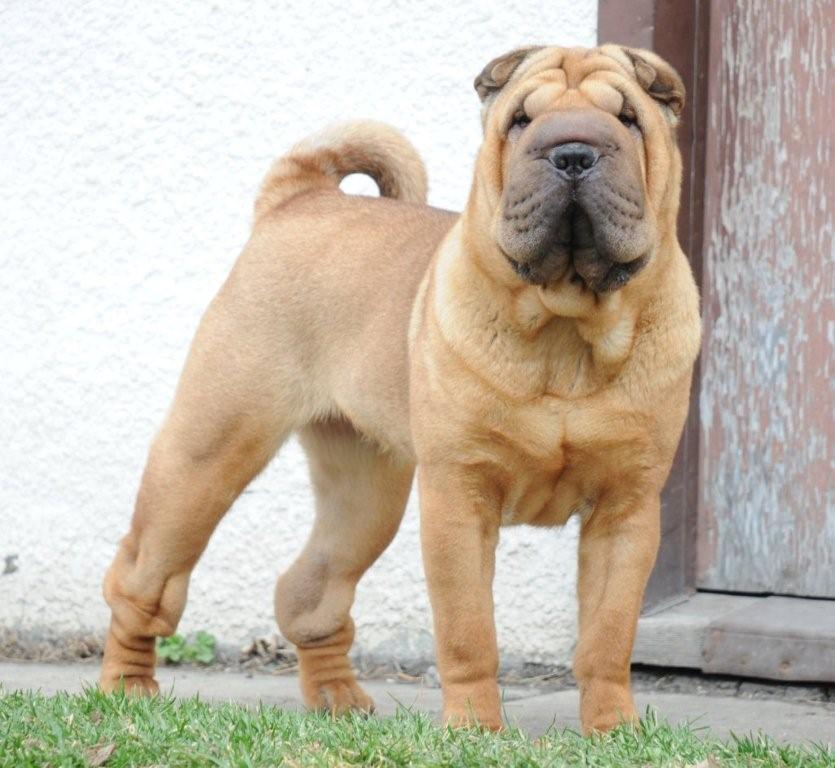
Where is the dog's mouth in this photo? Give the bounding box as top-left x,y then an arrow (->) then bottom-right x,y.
504,203 -> 646,293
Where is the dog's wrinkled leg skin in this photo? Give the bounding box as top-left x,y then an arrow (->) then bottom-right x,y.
574,497 -> 661,734
276,421 -> 414,716
100,423 -> 287,696
100,294 -> 292,696
419,465 -> 503,731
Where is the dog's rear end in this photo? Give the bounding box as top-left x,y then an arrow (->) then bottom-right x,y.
99,122 -> 453,708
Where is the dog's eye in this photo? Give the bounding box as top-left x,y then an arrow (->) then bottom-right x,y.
510,110 -> 531,131
618,106 -> 638,129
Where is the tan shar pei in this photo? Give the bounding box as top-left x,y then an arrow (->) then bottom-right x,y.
100,44 -> 701,734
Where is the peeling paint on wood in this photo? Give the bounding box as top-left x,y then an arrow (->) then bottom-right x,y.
698,0 -> 835,597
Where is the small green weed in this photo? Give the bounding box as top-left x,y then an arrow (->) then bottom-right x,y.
156,630 -> 216,665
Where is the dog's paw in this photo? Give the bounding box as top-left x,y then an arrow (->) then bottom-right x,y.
443,708 -> 503,732
584,707 -> 639,735
309,679 -> 375,716
100,674 -> 160,696
580,684 -> 638,735
441,678 -> 503,731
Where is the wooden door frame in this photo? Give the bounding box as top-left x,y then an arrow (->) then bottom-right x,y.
598,0 -> 710,611
598,1 -> 835,684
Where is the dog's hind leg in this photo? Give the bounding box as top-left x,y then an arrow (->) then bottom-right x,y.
276,420 -> 414,714
99,288 -> 297,695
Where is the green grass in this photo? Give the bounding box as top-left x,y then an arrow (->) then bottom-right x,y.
0,688 -> 831,767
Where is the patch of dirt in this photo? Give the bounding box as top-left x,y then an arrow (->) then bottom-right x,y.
631,665 -> 832,704
494,663 -> 832,704
0,629 -> 103,663
235,634 -> 298,673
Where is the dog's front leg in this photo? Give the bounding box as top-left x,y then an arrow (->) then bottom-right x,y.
419,464 -> 502,731
574,495 -> 661,734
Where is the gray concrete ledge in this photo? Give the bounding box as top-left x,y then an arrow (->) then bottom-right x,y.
635,592 -> 835,683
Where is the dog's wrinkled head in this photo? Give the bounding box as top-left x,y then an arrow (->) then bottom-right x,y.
473,45 -> 685,293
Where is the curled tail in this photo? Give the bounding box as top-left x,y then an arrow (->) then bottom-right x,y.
254,121 -> 428,220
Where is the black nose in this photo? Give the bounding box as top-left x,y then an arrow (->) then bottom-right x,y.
549,142 -> 599,178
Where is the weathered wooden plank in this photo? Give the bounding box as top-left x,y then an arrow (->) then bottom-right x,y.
698,0 -> 835,596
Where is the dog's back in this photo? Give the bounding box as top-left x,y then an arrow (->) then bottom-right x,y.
241,189 -> 456,454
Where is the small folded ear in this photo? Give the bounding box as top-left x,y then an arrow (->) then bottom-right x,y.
474,46 -> 545,103
622,47 -> 685,121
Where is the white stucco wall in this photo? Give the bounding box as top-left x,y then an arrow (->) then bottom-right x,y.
0,1 -> 597,668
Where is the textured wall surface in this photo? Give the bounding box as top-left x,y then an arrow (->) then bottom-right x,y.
0,0 -> 597,666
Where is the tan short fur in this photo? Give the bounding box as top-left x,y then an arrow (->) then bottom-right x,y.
100,45 -> 700,734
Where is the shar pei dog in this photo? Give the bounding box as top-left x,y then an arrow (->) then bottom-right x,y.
100,44 -> 701,734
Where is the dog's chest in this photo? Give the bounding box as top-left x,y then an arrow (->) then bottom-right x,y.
488,396 -> 651,527
499,469 -> 594,527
